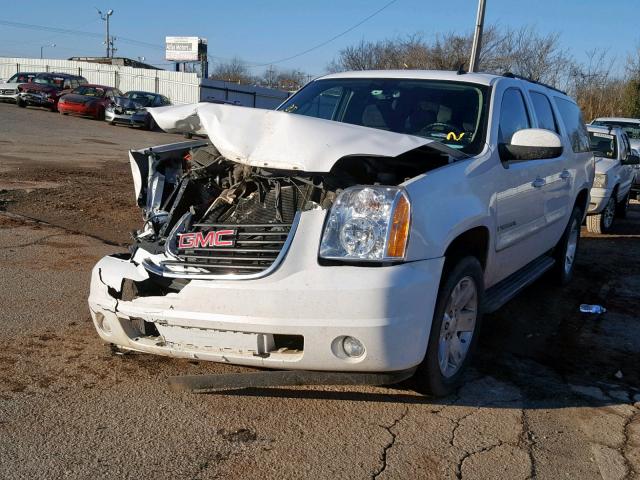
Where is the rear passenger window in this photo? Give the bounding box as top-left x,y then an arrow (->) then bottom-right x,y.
530,92 -> 558,133
554,98 -> 590,153
498,88 -> 531,144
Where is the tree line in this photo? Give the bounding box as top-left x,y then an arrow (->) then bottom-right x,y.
209,25 -> 640,121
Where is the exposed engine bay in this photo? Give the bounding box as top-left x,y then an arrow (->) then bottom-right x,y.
127,139 -> 452,292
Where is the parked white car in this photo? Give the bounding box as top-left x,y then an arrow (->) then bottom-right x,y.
88,71 -> 594,395
585,125 -> 638,233
0,71 -> 38,103
590,117 -> 640,199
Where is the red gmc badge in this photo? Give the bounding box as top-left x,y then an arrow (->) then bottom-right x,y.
178,230 -> 236,249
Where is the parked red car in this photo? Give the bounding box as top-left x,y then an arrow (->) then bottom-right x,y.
58,84 -> 123,120
17,73 -> 87,111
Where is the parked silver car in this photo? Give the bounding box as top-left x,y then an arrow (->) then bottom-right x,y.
105,91 -> 171,129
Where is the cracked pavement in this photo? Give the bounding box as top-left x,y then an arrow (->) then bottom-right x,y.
1,103 -> 640,479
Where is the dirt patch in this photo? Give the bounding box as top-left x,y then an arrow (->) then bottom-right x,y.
3,163 -> 139,245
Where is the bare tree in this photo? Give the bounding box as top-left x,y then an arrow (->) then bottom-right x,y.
210,57 -> 254,84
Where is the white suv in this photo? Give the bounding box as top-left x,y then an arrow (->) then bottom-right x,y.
585,125 -> 638,233
88,71 -> 594,395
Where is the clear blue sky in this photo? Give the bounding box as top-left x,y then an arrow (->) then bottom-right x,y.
1,0 -> 638,76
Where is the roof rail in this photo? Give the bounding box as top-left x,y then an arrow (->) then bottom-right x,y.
502,71 -> 567,95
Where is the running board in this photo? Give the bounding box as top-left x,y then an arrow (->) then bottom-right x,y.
167,368 -> 416,393
483,255 -> 555,314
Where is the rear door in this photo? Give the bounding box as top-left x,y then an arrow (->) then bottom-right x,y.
527,90 -> 572,233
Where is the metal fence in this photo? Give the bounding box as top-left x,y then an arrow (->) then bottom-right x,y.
0,58 -> 289,108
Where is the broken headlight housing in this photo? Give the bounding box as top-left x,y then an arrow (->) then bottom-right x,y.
319,186 -> 411,262
593,173 -> 608,188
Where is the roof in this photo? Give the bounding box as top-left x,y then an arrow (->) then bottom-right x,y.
317,70 -> 499,86
592,117 -> 640,124
587,125 -> 623,135
314,70 -> 574,97
79,84 -> 114,89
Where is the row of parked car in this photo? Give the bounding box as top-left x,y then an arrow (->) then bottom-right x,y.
0,71 -> 170,129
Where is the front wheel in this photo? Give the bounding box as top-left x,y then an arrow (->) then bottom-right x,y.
551,206 -> 582,285
414,256 -> 484,396
586,195 -> 615,234
16,98 -> 26,108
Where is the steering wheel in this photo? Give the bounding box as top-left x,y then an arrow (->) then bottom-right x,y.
419,122 -> 464,136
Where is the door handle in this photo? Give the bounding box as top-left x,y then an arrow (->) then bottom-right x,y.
560,170 -> 571,180
532,177 -> 546,188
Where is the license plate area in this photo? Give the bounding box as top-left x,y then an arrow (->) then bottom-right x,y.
156,324 -> 275,355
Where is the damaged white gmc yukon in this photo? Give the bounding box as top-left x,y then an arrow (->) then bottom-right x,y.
88,71 -> 594,395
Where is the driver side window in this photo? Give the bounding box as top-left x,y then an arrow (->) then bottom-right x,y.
499,88 -> 531,144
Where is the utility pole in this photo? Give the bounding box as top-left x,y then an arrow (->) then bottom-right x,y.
40,43 -> 56,59
469,0 -> 486,72
97,9 -> 114,58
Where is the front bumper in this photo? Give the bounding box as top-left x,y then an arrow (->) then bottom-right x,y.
105,109 -> 148,126
19,92 -> 56,108
0,91 -> 18,102
587,187 -> 612,214
58,102 -> 97,117
88,212 -> 444,372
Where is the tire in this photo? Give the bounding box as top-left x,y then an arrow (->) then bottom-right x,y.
183,132 -> 193,139
551,206 -> 582,285
414,256 -> 484,397
17,98 -> 26,108
586,195 -> 616,234
615,192 -> 630,218
146,116 -> 156,131
95,107 -> 105,121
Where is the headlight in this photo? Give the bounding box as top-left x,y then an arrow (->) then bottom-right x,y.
593,173 -> 607,188
319,186 -> 411,261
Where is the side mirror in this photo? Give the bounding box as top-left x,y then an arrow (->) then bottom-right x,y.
622,154 -> 640,166
500,128 -> 563,162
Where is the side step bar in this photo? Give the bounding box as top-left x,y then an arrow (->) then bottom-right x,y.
483,255 -> 555,314
168,368 -> 416,393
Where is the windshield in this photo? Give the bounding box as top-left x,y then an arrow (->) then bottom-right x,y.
72,86 -> 105,97
8,73 -> 36,83
592,120 -> 640,140
278,78 -> 490,155
34,76 -> 65,88
126,91 -> 156,107
589,131 -> 617,159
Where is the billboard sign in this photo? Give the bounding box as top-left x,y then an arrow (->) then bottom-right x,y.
166,36 -> 206,61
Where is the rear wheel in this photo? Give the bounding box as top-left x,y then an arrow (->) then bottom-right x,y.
17,98 -> 26,108
586,195 -> 615,234
95,107 -> 105,121
415,256 -> 484,397
551,206 -> 582,285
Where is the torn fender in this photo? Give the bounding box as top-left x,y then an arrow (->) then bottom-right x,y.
148,102 -> 467,172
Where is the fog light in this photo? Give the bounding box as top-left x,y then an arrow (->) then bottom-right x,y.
342,336 -> 365,358
95,312 -> 112,335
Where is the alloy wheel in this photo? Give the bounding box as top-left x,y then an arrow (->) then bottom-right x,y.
438,276 -> 478,378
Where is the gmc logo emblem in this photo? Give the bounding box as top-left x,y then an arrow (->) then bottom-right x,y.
178,230 -> 236,249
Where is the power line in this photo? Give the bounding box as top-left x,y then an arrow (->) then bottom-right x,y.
249,0 -> 398,67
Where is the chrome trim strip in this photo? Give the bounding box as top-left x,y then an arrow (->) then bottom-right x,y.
142,212 -> 301,280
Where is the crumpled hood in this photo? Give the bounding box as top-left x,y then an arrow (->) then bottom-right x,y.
113,96 -> 146,110
61,93 -> 98,104
19,83 -> 58,94
148,102 -> 465,172
594,156 -> 619,175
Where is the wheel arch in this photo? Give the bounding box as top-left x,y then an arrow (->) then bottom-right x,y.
442,226 -> 490,272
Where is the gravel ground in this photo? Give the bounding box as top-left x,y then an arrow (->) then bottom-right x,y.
0,102 -> 639,479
